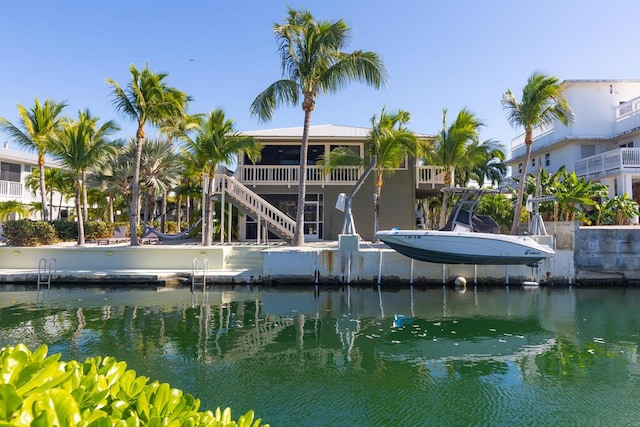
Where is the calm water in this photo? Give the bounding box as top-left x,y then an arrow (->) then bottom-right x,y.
1,285 -> 640,426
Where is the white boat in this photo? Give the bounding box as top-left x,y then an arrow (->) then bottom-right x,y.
376,188 -> 555,266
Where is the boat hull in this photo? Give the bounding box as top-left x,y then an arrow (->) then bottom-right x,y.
376,230 -> 555,265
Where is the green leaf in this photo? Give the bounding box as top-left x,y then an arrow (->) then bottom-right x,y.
0,384 -> 22,421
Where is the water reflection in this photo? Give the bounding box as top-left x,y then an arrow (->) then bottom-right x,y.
1,286 -> 639,426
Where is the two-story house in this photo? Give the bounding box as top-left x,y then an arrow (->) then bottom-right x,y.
215,124 -> 444,242
0,142 -> 71,221
506,79 -> 640,221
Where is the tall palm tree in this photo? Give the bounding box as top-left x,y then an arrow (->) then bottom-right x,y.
26,168 -> 75,220
92,141 -> 135,223
317,107 -> 423,240
107,64 -> 190,245
181,109 -> 262,246
251,7 -> 387,246
425,108 -> 484,227
49,110 -> 118,245
502,72 -> 574,235
0,98 -> 67,221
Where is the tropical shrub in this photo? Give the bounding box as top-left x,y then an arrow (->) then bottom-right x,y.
85,221 -> 115,240
597,194 -> 640,225
51,220 -> 78,241
0,343 -> 268,426
2,220 -> 58,246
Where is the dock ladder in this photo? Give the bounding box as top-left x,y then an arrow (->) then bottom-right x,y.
37,258 -> 57,291
192,258 -> 209,292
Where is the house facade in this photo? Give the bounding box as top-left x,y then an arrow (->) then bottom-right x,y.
226,125 -> 444,242
0,142 -> 70,220
506,79 -> 640,221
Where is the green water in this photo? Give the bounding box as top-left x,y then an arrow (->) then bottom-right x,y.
1,285 -> 640,426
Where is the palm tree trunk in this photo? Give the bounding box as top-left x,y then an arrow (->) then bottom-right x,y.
82,169 -> 88,223
130,134 -> 144,246
38,156 -> 48,221
510,137 -> 533,235
108,196 -> 114,223
204,169 -> 216,246
75,178 -> 85,245
292,109 -> 313,246
373,172 -> 383,242
177,195 -> 182,232
161,189 -> 167,232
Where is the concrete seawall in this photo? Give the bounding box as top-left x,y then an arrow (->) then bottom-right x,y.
0,222 -> 638,286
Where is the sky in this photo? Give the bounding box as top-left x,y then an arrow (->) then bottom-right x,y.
3,0 -> 640,159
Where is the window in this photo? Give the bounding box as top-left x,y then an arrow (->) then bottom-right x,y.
518,163 -> 523,174
0,162 -> 21,182
581,145 -> 596,158
545,153 -> 550,167
531,157 -> 536,167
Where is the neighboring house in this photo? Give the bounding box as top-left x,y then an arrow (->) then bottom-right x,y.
506,79 -> 640,218
0,142 -> 71,221
220,124 -> 444,242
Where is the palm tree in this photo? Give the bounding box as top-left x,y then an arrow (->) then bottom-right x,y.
425,108 -> 484,227
0,201 -> 30,223
139,139 -> 181,224
502,72 -> 574,235
181,109 -> 262,246
251,7 -> 387,246
455,139 -> 506,187
317,107 -> 423,240
49,110 -> 118,245
26,168 -> 75,220
92,141 -> 135,223
107,64 -> 190,245
0,98 -> 67,221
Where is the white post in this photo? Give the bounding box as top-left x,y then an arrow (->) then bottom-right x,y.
227,202 -> 232,243
220,190 -> 225,243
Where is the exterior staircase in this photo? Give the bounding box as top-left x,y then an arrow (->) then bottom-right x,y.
214,172 -> 295,242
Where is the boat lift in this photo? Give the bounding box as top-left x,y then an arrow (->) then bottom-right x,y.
336,156 -> 377,236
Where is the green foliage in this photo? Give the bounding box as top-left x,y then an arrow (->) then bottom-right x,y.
0,343 -> 268,427
85,221 -> 115,240
597,194 -> 640,225
2,220 -> 58,246
51,220 -> 78,241
476,194 -> 514,232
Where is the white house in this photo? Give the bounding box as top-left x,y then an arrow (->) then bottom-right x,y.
506,79 -> 640,218
0,142 -> 71,220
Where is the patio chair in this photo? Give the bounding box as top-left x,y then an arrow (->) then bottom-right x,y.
97,225 -> 129,245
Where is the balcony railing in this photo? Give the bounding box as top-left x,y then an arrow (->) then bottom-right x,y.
237,164 -> 448,188
0,180 -> 22,197
575,147 -> 640,178
238,165 -> 361,188
416,166 -> 449,188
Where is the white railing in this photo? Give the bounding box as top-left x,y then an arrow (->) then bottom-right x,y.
214,174 -> 295,240
239,165 -> 360,188
615,95 -> 640,120
575,147 -> 640,178
510,123 -> 555,152
416,166 -> 448,188
0,181 -> 23,197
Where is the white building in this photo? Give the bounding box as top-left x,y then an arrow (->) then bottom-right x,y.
0,142 -> 71,220
506,79 -> 640,211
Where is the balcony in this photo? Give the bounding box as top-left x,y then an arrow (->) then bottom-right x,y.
575,147 -> 640,178
236,164 -> 447,188
0,180 -> 22,198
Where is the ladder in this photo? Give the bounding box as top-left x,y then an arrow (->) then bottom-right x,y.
37,258 -> 56,291
192,258 -> 209,292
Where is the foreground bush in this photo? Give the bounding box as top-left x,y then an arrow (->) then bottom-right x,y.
0,344 -> 268,426
2,220 -> 58,246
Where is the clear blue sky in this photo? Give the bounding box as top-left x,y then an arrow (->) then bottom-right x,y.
3,0 -> 640,157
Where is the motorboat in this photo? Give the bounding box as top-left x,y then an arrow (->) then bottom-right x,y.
375,187 -> 555,265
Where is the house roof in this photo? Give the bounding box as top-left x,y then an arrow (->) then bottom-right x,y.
0,145 -> 62,167
242,124 -> 370,139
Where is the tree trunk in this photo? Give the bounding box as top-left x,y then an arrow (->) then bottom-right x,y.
292,108 -> 313,246
203,169 -> 216,246
161,189 -> 167,232
372,172 -> 383,242
108,196 -> 114,223
82,169 -> 88,222
176,195 -> 182,232
510,133 -> 533,235
130,132 -> 144,246
38,155 -> 48,221
75,178 -> 85,246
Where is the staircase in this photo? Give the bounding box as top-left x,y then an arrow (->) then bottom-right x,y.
214,173 -> 295,242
